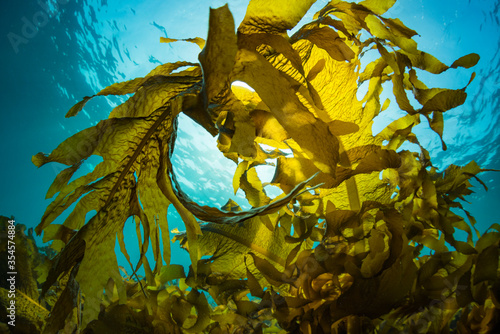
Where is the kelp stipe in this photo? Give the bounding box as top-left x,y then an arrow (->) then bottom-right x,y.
18,0 -> 500,332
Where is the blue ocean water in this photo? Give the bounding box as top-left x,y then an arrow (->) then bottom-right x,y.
1,0 -> 499,274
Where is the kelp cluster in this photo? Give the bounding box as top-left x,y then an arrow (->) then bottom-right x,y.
0,216 -> 53,333
2,0 -> 499,332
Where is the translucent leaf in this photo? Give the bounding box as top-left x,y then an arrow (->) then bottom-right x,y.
359,0 -> 396,15
239,0 -> 316,34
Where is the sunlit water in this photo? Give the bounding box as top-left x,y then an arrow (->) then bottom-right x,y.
1,0 -> 499,272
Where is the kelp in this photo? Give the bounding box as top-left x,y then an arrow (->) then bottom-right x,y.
16,0 -> 500,332
0,217 -> 52,332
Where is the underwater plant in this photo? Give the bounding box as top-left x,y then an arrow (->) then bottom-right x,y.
1,0 -> 499,332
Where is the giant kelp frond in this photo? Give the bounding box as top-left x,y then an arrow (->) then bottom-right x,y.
32,64 -> 207,327
29,0 -> 500,333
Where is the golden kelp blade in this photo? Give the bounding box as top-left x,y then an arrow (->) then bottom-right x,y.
239,0 -> 316,34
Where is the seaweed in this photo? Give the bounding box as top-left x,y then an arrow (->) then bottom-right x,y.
3,0 -> 499,332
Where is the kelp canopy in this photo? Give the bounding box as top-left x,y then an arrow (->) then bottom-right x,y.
4,0 -> 499,332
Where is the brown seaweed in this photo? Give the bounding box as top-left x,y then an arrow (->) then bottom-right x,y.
3,0 -> 498,333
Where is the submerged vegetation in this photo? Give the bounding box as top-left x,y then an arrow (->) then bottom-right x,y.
2,0 -> 499,332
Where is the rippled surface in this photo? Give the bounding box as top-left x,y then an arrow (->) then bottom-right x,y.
1,0 -> 499,267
